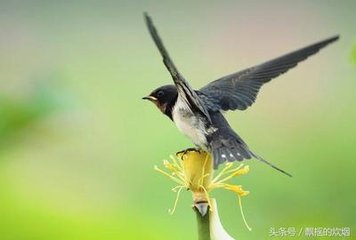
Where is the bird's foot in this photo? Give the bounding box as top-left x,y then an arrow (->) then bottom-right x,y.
176,148 -> 201,158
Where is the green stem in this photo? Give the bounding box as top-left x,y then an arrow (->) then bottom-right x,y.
193,205 -> 211,240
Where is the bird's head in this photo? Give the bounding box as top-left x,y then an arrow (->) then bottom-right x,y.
143,84 -> 178,115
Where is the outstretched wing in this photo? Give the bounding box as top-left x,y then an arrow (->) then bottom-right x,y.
144,13 -> 211,123
198,36 -> 339,112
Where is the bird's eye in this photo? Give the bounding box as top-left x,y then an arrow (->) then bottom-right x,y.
157,91 -> 164,97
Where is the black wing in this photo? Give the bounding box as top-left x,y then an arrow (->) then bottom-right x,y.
144,13 -> 212,123
199,36 -> 339,112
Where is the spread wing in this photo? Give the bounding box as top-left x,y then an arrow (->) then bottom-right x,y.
198,36 -> 339,112
144,13 -> 212,123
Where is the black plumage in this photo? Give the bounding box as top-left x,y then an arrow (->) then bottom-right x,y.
144,13 -> 212,123
198,36 -> 339,111
143,13 -> 339,176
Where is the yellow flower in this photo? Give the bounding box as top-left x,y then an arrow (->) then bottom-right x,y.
154,149 -> 252,231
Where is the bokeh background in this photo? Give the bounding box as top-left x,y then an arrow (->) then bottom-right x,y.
0,1 -> 355,239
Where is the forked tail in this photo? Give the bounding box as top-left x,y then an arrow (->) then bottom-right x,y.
210,133 -> 292,177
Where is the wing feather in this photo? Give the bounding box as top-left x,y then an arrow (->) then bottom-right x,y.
144,13 -> 212,122
199,36 -> 339,111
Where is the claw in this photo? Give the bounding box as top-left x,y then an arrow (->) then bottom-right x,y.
176,148 -> 201,159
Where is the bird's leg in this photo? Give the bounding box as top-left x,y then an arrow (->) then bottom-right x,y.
176,147 -> 201,158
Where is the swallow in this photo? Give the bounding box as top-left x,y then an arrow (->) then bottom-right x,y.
142,13 -> 339,176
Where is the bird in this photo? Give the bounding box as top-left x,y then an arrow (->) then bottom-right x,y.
142,13 -> 339,176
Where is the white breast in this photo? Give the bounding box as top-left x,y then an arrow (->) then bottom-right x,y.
172,97 -> 208,148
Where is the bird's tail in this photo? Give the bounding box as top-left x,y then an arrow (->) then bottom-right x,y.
250,152 -> 292,177
210,133 -> 292,177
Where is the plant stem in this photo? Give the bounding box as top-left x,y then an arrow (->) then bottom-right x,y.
193,204 -> 211,240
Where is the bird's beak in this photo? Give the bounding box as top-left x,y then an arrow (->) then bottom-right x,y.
142,96 -> 158,102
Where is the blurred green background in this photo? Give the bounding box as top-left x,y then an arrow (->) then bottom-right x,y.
0,1 -> 355,239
